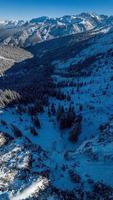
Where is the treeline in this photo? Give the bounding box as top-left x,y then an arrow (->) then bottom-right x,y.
0,89 -> 21,108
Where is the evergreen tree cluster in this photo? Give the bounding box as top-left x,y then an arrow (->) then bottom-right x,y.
69,115 -> 82,142
57,105 -> 76,130
48,103 -> 80,130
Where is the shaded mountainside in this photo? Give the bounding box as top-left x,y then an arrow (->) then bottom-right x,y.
0,28 -> 109,108
0,24 -> 113,199
0,29 -> 103,108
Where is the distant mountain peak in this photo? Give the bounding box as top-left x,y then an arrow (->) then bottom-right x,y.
0,12 -> 112,47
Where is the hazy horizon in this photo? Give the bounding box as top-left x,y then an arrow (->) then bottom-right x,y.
0,0 -> 113,20
1,12 -> 112,21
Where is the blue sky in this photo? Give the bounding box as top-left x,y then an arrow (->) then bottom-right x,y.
0,0 -> 113,20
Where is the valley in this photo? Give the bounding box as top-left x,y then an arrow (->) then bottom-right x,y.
0,14 -> 113,199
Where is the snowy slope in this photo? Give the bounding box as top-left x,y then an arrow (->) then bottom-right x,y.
0,18 -> 113,199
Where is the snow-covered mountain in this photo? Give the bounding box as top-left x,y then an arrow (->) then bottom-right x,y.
0,13 -> 113,47
0,13 -> 113,199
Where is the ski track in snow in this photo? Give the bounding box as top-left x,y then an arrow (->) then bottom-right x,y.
0,55 -> 14,62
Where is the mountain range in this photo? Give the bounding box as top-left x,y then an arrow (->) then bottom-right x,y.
0,13 -> 113,47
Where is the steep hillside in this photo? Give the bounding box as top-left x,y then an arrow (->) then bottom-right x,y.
0,25 -> 113,199
0,45 -> 33,75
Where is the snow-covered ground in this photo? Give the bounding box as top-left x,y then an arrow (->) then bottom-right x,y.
0,27 -> 113,199
10,177 -> 48,200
